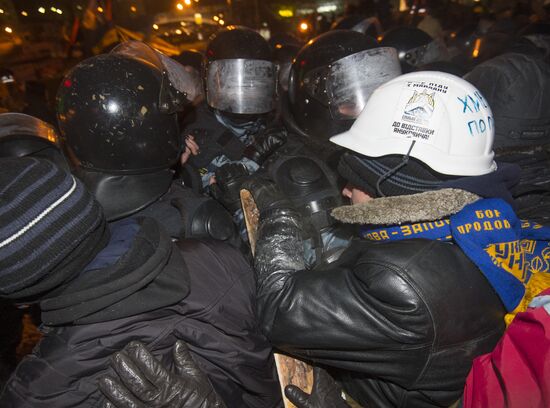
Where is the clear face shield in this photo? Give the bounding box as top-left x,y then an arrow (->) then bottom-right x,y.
0,113 -> 68,168
351,17 -> 383,36
400,38 -> 449,67
303,47 -> 402,120
277,61 -> 292,92
0,112 -> 59,145
111,41 -> 203,113
206,59 -> 276,114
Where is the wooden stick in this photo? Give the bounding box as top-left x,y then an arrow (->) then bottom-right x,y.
240,189 -> 314,408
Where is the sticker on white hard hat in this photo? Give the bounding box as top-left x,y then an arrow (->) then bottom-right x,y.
389,80 -> 450,145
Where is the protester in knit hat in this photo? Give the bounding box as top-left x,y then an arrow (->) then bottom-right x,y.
0,129 -> 280,408
0,156 -> 109,301
0,136 -> 80,389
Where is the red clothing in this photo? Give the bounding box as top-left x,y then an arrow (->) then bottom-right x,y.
463,288 -> 550,408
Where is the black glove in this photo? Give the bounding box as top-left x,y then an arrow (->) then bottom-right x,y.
210,162 -> 250,213
99,341 -> 226,408
241,176 -> 292,218
244,126 -> 287,165
243,176 -> 305,280
284,367 -> 351,408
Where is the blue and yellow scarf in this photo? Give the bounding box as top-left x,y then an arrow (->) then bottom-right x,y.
360,198 -> 550,324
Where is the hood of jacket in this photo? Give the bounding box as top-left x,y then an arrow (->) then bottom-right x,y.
40,217 -> 190,326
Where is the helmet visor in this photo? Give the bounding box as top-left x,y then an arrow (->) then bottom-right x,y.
206,59 -> 276,114
277,61 -> 292,92
327,47 -> 401,120
112,41 -> 203,110
158,53 -> 203,104
0,113 -> 59,145
401,38 -> 448,67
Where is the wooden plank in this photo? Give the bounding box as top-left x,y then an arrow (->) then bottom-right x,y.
240,189 -> 315,408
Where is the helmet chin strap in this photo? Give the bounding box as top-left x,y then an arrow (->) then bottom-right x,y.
376,141 -> 416,197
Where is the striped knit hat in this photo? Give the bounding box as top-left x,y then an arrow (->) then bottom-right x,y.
337,152 -> 455,198
0,157 -> 109,300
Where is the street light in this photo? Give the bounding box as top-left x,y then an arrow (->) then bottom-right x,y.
5,27 -> 13,33
184,0 -> 192,5
176,3 -> 184,10
38,7 -> 46,13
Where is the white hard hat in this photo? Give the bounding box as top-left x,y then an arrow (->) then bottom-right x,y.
330,71 -> 497,176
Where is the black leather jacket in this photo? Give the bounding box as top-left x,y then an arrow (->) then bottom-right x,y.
255,211 -> 506,408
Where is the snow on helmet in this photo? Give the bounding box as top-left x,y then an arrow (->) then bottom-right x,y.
330,71 -> 497,176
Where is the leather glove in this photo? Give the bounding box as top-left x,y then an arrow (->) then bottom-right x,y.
210,162 -> 250,213
243,126 -> 287,165
99,341 -> 226,408
244,176 -> 305,281
241,176 -> 293,218
284,366 -> 351,408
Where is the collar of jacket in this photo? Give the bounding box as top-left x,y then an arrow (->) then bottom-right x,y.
331,188 -> 480,225
40,217 -> 190,326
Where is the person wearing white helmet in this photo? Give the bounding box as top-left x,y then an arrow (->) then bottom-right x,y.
243,71 -> 550,408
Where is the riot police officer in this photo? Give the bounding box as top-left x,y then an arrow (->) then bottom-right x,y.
57,41 -> 238,245
281,29 -> 401,167
181,27 -> 286,194
380,26 -> 449,73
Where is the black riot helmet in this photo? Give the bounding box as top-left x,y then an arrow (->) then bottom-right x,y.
57,41 -> 201,220
331,15 -> 382,37
380,26 -> 448,73
0,112 -> 69,170
269,32 -> 302,50
448,23 -> 480,54
204,26 -> 276,115
272,43 -> 300,93
270,33 -> 302,93
287,30 -> 401,142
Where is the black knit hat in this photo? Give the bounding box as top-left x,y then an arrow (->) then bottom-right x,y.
0,157 -> 109,300
337,152 -> 457,198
